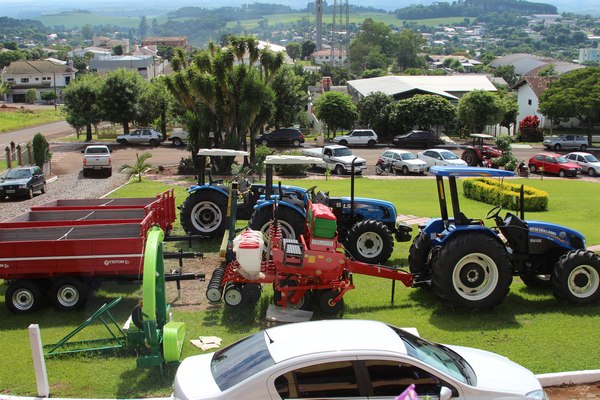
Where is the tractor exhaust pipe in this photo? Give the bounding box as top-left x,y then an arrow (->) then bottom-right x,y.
520,184 -> 525,220
351,157 -> 357,221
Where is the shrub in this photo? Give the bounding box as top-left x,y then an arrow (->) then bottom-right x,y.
518,115 -> 543,142
25,89 -> 37,104
463,178 -> 548,212
275,150 -> 309,176
31,133 -> 51,168
177,157 -> 196,175
254,145 -> 275,179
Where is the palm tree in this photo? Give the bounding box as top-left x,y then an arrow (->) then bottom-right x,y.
119,152 -> 153,182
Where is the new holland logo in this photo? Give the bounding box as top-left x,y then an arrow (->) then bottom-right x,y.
104,259 -> 130,266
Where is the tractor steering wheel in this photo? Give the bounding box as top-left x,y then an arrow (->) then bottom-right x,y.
486,205 -> 503,220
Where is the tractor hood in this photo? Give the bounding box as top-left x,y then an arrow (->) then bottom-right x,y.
527,220 -> 586,248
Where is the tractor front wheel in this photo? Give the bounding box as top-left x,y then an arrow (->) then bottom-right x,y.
249,206 -> 305,240
344,220 -> 394,264
180,190 -> 228,238
552,250 -> 600,305
430,233 -> 512,309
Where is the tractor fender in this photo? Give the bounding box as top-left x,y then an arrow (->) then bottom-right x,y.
187,184 -> 229,198
253,200 -> 306,218
431,224 -> 504,248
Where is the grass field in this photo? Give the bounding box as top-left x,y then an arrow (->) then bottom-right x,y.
35,13 -> 166,29
1,177 -> 600,397
0,109 -> 64,133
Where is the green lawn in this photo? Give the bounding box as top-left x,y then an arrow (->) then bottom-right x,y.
35,13 -> 168,29
0,109 -> 64,133
2,177 -> 600,397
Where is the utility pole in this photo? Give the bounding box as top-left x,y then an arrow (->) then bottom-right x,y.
315,0 -> 323,50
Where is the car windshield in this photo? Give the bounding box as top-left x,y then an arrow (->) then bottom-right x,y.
211,331 -> 275,391
556,156 -> 570,164
5,169 -> 31,179
333,148 -> 352,157
584,155 -> 599,162
401,153 -> 417,161
440,151 -> 458,160
389,325 -> 476,386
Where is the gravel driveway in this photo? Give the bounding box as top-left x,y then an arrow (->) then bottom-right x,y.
0,171 -> 129,221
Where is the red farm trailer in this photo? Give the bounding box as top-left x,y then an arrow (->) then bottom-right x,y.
1,190 -> 202,314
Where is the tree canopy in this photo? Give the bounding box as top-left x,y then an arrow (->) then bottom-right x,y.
457,90 -> 505,132
314,91 -> 358,136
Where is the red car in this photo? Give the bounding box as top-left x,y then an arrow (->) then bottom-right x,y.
528,152 -> 581,177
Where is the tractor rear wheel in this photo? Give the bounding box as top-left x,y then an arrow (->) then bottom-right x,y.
430,233 -> 512,309
50,277 -> 88,311
6,280 -> 43,314
344,220 -> 394,264
462,149 -> 478,166
249,206 -> 305,240
180,190 -> 228,238
552,250 -> 600,305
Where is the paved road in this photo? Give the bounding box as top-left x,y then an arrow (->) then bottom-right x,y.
0,120 -> 72,149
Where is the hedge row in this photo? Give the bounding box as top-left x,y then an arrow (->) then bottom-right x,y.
463,178 -> 549,212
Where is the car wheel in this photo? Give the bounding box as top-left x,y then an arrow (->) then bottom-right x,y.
334,165 -> 345,175
149,139 -> 158,146
552,249 -> 600,305
118,139 -> 127,145
402,165 -> 409,175
40,182 -> 47,194
559,169 -> 566,178
554,144 -> 561,151
580,144 -> 588,151
339,139 -> 348,146
529,164 -> 537,173
26,187 -> 33,199
368,140 -> 376,148
292,139 -> 301,147
589,168 -> 596,177
173,137 -> 183,147
107,169 -> 112,178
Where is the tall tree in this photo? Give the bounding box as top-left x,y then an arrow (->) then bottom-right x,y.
399,94 -> 456,131
314,91 -> 358,137
539,67 -> 600,143
270,66 -> 306,129
98,69 -> 147,135
62,74 -> 103,141
285,42 -> 301,61
457,90 -> 504,132
138,16 -> 149,39
392,29 -> 427,71
357,91 -> 393,137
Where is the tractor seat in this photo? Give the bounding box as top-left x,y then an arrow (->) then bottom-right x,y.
499,213 -> 529,253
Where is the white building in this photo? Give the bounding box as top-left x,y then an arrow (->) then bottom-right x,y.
579,48 -> 600,64
1,60 -> 77,103
311,48 -> 347,67
88,55 -> 166,81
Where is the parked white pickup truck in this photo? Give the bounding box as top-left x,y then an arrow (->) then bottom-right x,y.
82,145 -> 112,177
303,144 -> 367,175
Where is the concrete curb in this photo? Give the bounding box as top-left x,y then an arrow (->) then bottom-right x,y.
2,371 -> 600,400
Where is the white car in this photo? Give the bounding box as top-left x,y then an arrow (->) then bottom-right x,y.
418,149 -> 467,169
116,128 -> 164,146
565,152 -> 600,176
543,135 -> 588,151
333,129 -> 378,147
379,149 -> 427,175
172,319 -> 546,400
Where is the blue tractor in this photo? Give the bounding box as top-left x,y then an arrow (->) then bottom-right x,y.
247,155 -> 412,264
409,166 -> 600,309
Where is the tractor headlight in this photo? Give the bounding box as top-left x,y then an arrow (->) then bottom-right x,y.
525,389 -> 548,400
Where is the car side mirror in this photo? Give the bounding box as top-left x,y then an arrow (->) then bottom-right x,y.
440,386 -> 453,400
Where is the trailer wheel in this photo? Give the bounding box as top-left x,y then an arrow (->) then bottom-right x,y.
408,234 -> 433,286
50,278 -> 88,311
6,280 -> 42,314
180,190 -> 228,238
273,281 -> 313,310
345,220 -> 393,264
224,283 -> 243,307
552,250 -> 600,305
519,273 -> 551,288
249,206 -> 305,240
430,233 -> 512,309
318,290 -> 344,315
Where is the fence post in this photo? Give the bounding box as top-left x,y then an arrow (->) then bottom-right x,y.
28,324 -> 50,397
16,144 -> 23,166
27,143 -> 33,165
10,141 -> 16,161
5,146 -> 11,169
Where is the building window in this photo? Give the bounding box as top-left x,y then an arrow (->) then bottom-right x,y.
7,78 -> 14,81
21,78 -> 29,83
35,77 -> 39,81
528,99 -> 532,106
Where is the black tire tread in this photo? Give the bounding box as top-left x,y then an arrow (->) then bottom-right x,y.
552,249 -> 600,305
248,205 -> 305,239
180,190 -> 228,238
344,219 -> 394,264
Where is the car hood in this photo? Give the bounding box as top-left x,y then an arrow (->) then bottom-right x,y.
0,178 -> 30,186
442,159 -> 467,166
561,162 -> 581,169
447,344 -> 542,395
173,353 -> 222,400
404,159 -> 427,166
333,135 -> 350,141
336,155 -> 366,164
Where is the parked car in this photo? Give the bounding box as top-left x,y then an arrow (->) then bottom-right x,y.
303,145 -> 367,175
528,152 -> 581,177
392,130 -> 445,148
256,128 -> 304,147
172,319 -> 546,400
168,130 -> 189,147
565,152 -> 600,176
333,129 -> 378,147
81,145 -> 112,177
542,135 -> 588,151
417,149 -> 467,169
116,128 -> 164,146
379,149 -> 427,175
0,166 -> 46,200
